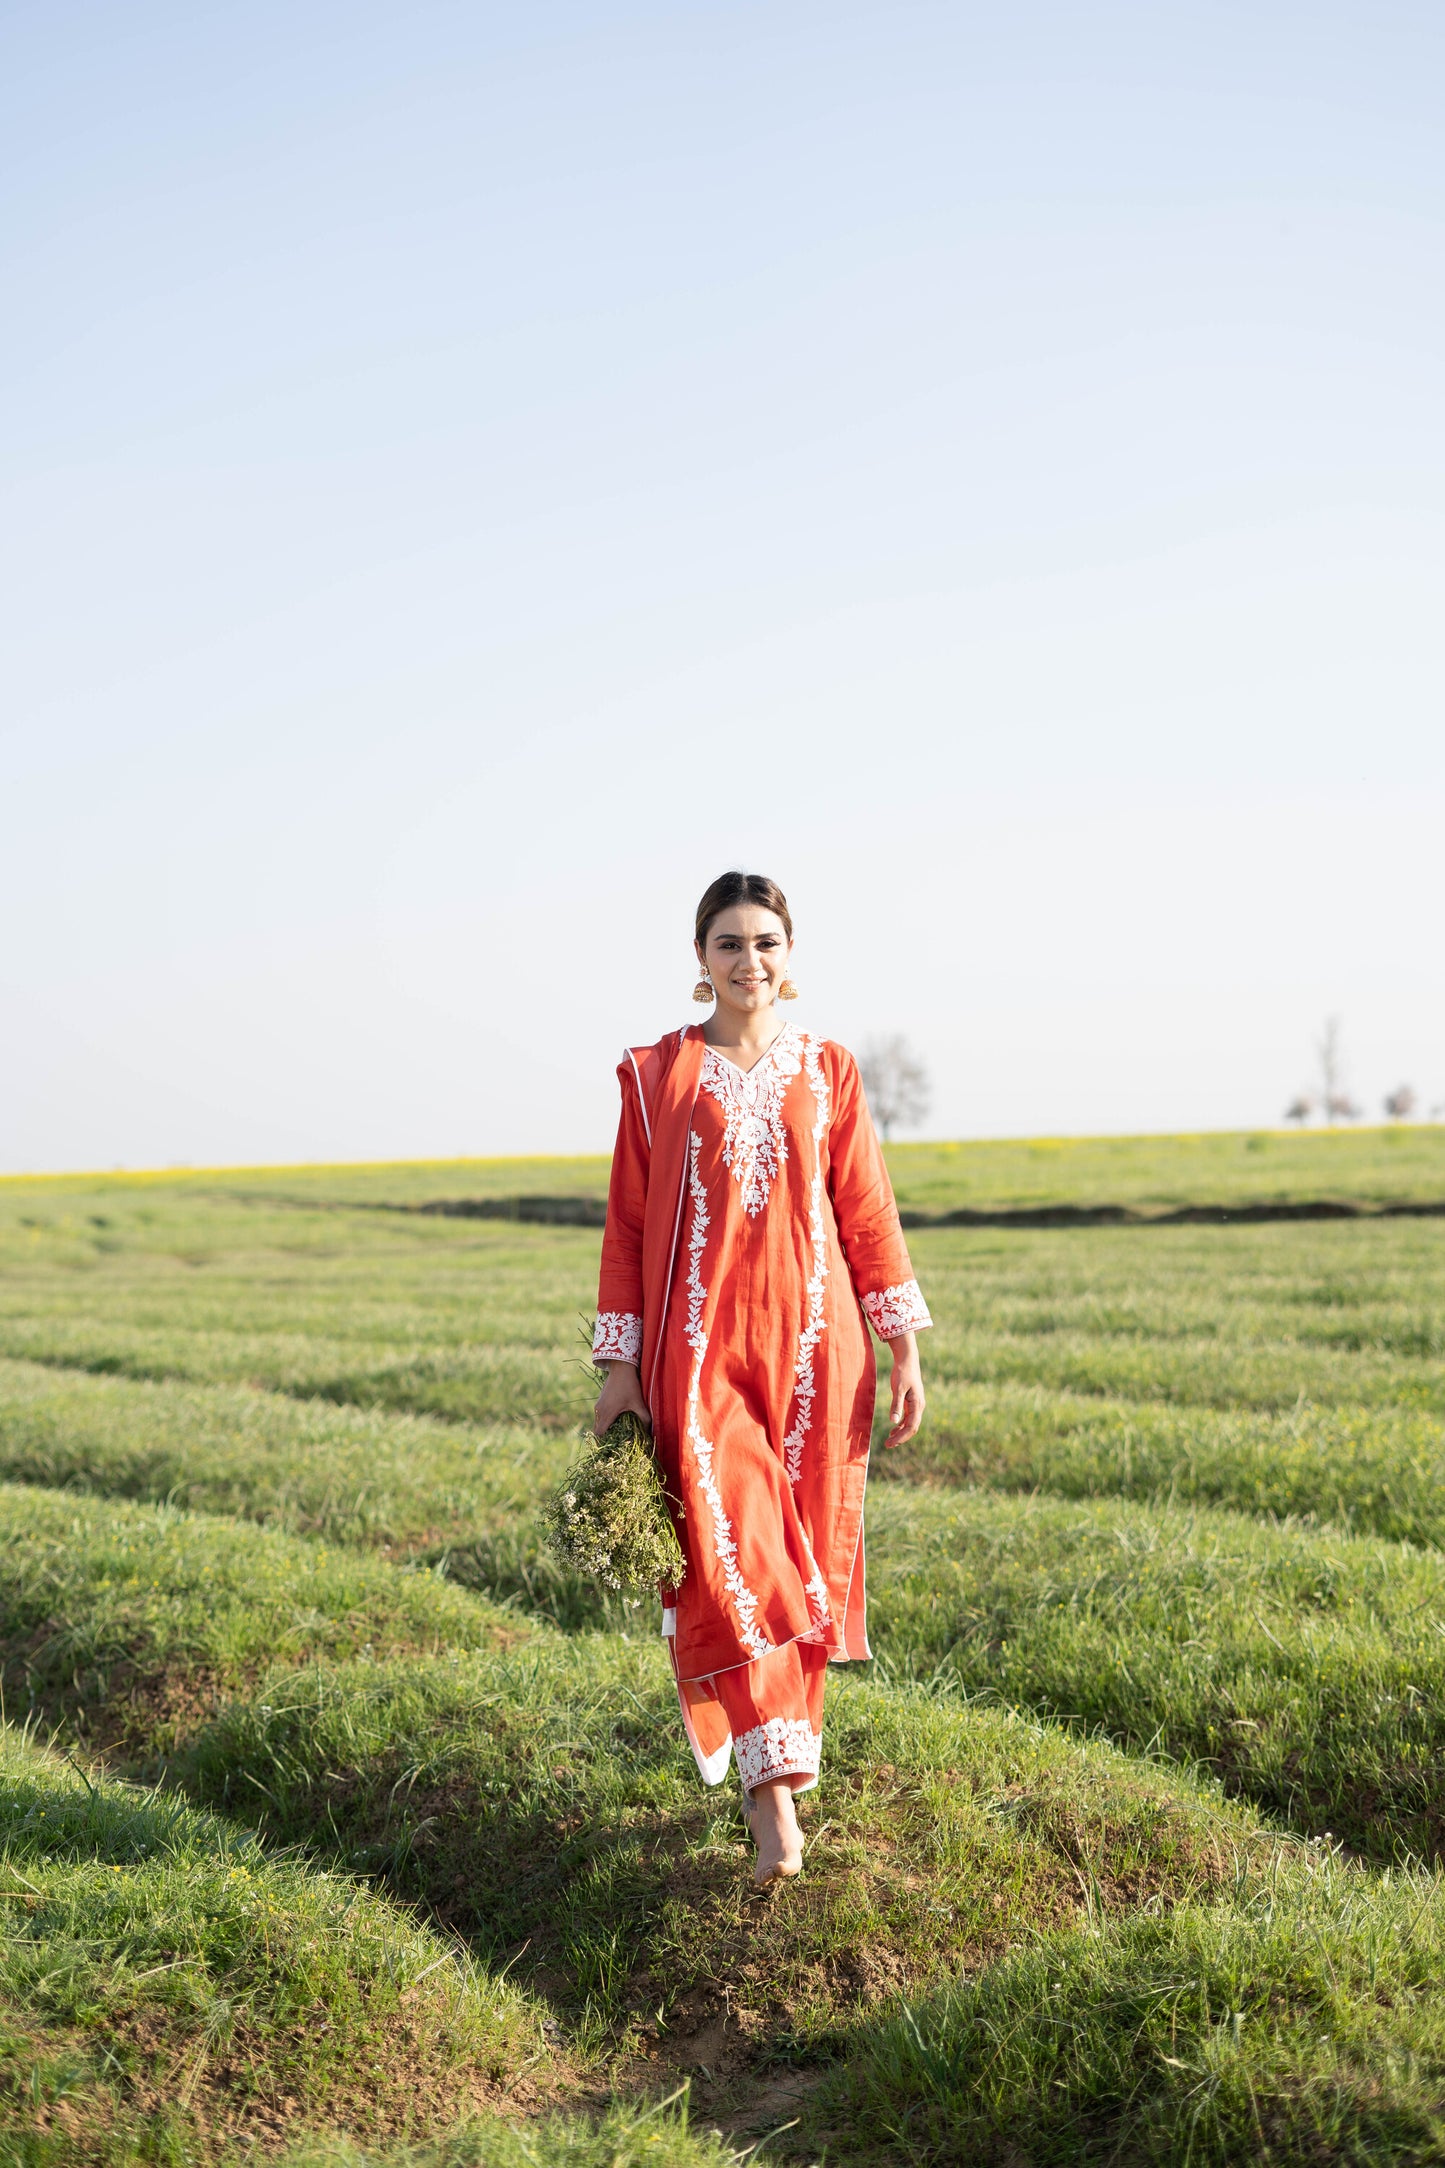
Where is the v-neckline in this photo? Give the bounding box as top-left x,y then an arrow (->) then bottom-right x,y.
702,1021 -> 795,1080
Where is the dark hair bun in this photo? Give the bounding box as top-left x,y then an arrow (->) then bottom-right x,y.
695,871 -> 793,947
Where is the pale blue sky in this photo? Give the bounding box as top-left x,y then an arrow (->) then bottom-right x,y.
4,2 -> 1442,1168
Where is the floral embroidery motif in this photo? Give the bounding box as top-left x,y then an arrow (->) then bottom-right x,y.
782,1032 -> 831,1487
684,1131 -> 772,1659
592,1311 -> 642,1364
803,1563 -> 831,1631
862,1279 -> 933,1339
700,1026 -> 802,1217
734,1716 -> 822,1793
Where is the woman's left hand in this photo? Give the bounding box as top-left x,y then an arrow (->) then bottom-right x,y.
883,1333 -> 925,1450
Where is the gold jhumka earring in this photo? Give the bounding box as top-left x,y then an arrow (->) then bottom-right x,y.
778,975 -> 799,1001
692,973 -> 716,1004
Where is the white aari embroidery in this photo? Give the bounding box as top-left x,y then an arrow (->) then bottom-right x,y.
734,1716 -> 822,1792
684,1130 -> 772,1659
861,1279 -> 933,1339
699,1026 -> 802,1217
591,1311 -> 642,1364
782,1031 -> 831,1487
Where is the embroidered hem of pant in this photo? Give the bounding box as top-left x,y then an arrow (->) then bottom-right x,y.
734,1714 -> 822,1793
664,1620 -> 828,1797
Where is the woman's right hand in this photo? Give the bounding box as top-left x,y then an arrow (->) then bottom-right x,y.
593,1361 -> 651,1436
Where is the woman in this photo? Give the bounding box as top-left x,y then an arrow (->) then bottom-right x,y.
592,871 -> 930,1885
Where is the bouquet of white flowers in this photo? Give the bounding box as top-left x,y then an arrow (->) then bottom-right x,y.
542,1411 -> 686,1594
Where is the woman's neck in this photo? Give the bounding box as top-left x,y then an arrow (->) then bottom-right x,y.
701,1004 -> 789,1061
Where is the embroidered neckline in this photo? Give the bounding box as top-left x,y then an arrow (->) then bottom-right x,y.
701,1021 -> 798,1080
700,1026 -> 804,1217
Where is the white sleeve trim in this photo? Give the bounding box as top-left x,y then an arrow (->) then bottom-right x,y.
592,1310 -> 643,1364
861,1279 -> 932,1338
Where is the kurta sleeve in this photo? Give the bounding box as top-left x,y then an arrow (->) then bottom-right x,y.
825,1045 -> 932,1339
593,1057 -> 649,1364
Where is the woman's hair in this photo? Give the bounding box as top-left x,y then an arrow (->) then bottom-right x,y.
695,870 -> 793,947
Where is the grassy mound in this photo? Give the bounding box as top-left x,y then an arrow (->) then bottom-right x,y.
0,1484 -> 524,1754
0,1725 -> 544,2161
0,1192 -> 598,1429
920,1323 -> 1445,1419
909,1213 -> 1445,1415
0,1358 -> 649,1639
175,1635 -> 1266,2065
0,1362 -> 647,1629
0,1356 -> 575,1554
827,1854 -> 1445,2165
898,1376 -> 1445,1546
0,1315 -> 586,1430
866,1485 -> 1445,1859
277,2096 -> 751,2168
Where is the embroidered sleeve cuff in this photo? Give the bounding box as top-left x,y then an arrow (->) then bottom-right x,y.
861,1279 -> 932,1338
592,1310 -> 643,1364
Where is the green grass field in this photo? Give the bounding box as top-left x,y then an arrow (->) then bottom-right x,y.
1,1130 -> 1444,2161
12,1121 -> 1441,1211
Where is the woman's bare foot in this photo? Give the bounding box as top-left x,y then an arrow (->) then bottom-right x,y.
746,1778 -> 804,1885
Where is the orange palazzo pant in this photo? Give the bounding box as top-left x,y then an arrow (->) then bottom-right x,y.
670,1630 -> 830,1798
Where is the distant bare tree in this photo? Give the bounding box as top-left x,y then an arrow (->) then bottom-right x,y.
1284,1094 -> 1314,1125
858,1035 -> 931,1141
1316,1017 -> 1362,1125
1317,1017 -> 1343,1124
1383,1084 -> 1418,1121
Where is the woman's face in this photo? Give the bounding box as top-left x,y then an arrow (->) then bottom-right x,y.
696,905 -> 791,1015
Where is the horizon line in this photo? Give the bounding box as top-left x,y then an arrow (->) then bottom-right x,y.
3,1121 -> 1441,1188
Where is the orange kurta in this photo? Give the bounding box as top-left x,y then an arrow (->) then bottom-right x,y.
593,1021 -> 930,1790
